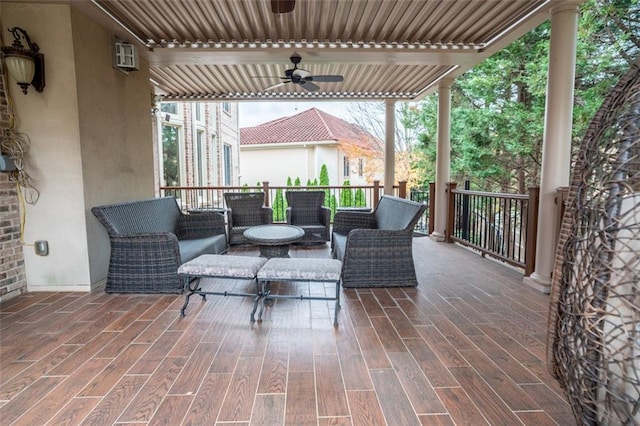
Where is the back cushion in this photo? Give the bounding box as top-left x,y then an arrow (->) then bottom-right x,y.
97,198 -> 180,235
375,196 -> 422,230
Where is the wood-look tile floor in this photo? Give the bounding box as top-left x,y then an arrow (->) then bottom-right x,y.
0,237 -> 576,425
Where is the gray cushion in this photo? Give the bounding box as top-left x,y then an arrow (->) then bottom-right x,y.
178,254 -> 267,278
178,235 -> 228,263
258,258 -> 342,282
332,234 -> 347,260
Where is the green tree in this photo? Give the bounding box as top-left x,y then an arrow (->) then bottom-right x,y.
340,180 -> 353,207
273,188 -> 286,222
162,126 -> 180,186
405,1 -> 633,193
319,164 -> 330,205
294,177 -> 301,186
286,177 -> 292,186
329,194 -> 337,219
354,188 -> 366,207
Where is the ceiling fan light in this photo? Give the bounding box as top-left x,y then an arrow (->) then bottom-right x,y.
293,69 -> 311,79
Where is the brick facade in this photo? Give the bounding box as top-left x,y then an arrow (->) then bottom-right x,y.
0,76 -> 27,302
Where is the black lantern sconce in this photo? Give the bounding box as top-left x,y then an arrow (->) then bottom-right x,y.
1,27 -> 45,94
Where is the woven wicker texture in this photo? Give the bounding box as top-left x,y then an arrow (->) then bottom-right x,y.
92,197 -> 227,293
285,190 -> 331,243
332,195 -> 426,287
548,61 -> 640,425
223,192 -> 273,245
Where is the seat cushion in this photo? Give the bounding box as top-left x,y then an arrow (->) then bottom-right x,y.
178,254 -> 267,278
258,258 -> 342,282
332,233 -> 347,260
178,235 -> 228,263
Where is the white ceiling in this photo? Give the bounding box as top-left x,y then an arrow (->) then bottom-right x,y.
84,0 -> 552,101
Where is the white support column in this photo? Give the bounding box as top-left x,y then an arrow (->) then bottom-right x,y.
431,80 -> 452,241
384,99 -> 396,195
523,1 -> 581,293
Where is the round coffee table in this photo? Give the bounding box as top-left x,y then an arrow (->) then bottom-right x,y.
243,225 -> 305,258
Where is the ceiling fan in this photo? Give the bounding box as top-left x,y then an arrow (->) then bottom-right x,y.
263,53 -> 344,92
271,0 -> 295,13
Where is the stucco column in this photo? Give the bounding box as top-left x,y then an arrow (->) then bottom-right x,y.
431,80 -> 452,241
523,1 -> 580,293
384,99 -> 396,195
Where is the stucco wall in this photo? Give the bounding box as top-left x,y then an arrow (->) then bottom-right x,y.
2,3 -> 154,291
241,142 -> 340,186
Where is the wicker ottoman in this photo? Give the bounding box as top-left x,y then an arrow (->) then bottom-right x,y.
177,254 -> 267,320
256,258 -> 342,326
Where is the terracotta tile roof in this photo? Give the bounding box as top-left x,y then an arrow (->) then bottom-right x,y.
240,107 -> 382,152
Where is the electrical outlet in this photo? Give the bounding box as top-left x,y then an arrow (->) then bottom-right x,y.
0,155 -> 17,172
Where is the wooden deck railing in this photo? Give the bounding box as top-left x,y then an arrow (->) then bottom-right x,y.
161,181 -> 407,215
161,181 -> 549,274
445,182 -> 540,275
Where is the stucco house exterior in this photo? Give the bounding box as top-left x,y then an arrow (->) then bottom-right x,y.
239,108 -> 382,187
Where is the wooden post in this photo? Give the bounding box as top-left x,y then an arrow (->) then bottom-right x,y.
524,186 -> 540,276
373,180 -> 381,207
262,181 -> 270,206
398,181 -> 407,199
428,182 -> 435,234
445,182 -> 457,243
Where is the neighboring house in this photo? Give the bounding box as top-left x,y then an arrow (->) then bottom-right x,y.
159,101 -> 240,189
239,108 -> 383,187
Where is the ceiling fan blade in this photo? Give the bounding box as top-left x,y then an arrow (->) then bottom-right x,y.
265,81 -> 288,91
307,75 -> 344,83
299,81 -> 320,92
271,0 -> 295,13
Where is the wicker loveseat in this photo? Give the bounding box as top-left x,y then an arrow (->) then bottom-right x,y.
332,195 -> 426,288
92,197 -> 228,293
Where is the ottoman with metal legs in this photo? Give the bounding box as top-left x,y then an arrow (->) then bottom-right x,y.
256,258 -> 343,326
177,254 -> 268,321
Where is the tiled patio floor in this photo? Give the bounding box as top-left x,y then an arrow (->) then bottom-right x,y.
0,236 -> 575,425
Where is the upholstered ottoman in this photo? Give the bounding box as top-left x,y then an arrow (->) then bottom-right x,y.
177,254 -> 267,320
256,258 -> 342,326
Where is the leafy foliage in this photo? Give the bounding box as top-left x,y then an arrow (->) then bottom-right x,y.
340,180 -> 353,207
405,0 -> 636,193
354,188 -> 366,207
272,188 -> 286,221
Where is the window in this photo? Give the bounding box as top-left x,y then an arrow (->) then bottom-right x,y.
194,130 -> 205,186
358,158 -> 364,177
222,102 -> 231,115
223,144 -> 232,185
195,103 -> 203,122
162,125 -> 181,186
343,156 -> 350,177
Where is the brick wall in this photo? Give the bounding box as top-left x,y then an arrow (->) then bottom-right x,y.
0,76 -> 27,302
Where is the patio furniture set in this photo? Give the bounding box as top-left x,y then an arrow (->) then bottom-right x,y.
92,191 -> 425,325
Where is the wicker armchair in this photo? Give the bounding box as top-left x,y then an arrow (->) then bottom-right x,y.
332,195 -> 425,287
223,192 -> 273,245
285,190 -> 331,243
91,197 -> 228,293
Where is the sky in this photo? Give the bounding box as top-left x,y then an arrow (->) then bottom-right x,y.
238,101 -> 363,128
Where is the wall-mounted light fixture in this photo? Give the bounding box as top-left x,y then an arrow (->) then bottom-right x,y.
1,27 -> 45,94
